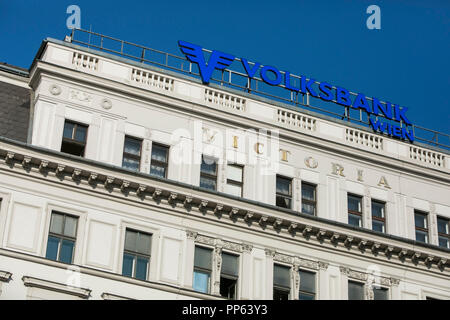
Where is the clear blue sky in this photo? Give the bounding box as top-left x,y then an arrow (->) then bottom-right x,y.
1,0 -> 449,137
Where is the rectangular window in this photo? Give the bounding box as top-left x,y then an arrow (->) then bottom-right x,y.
220,252 -> 239,299
299,270 -> 316,300
273,264 -> 290,300
414,211 -> 429,243
437,216 -> 450,249
373,287 -> 389,300
150,143 -> 169,178
200,155 -> 218,191
371,200 -> 386,233
225,164 -> 243,197
45,212 -> 78,264
276,176 -> 292,209
348,194 -> 362,227
301,183 -> 316,215
193,246 -> 213,294
122,229 -> 152,281
348,281 -> 364,300
122,136 -> 142,172
61,120 -> 88,157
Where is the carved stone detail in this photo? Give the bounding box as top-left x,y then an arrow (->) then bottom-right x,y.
49,84 -> 62,95
100,98 -> 112,110
186,230 -> 198,240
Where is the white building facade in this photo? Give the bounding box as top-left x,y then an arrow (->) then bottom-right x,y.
0,32 -> 449,300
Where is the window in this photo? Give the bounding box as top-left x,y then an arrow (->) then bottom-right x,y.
220,252 -> 239,299
122,136 -> 142,171
301,183 -> 316,215
414,211 -> 429,243
437,217 -> 450,249
193,246 -> 212,294
348,281 -> 364,300
299,270 -> 316,300
225,164 -> 243,197
276,176 -> 292,209
371,200 -> 386,233
122,229 -> 152,281
273,264 -> 290,300
373,287 -> 389,300
45,212 -> 78,264
348,194 -> 362,227
150,143 -> 169,178
200,155 -> 218,191
61,120 -> 88,157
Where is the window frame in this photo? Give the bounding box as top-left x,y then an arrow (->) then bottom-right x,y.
347,193 -> 363,227
122,228 -> 153,281
219,250 -> 240,300
122,136 -> 143,171
150,142 -> 170,178
276,175 -> 293,209
371,199 -> 386,233
373,285 -> 390,300
193,245 -> 213,294
273,263 -> 291,300
61,120 -> 88,157
301,182 -> 317,216
414,210 -> 429,244
46,211 -> 79,264
226,163 -> 244,197
298,268 -> 317,300
200,155 -> 218,191
437,216 -> 450,249
348,280 -> 365,300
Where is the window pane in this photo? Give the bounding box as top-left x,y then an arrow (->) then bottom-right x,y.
63,216 -> 77,238
220,277 -> 237,299
348,195 -> 362,212
414,212 -> 427,228
135,257 -> 149,280
50,213 -> 64,235
150,164 -> 166,178
137,233 -> 152,255
225,184 -> 242,197
227,165 -> 242,182
373,287 -> 388,300
151,144 -> 168,162
45,236 -> 60,261
74,125 -> 87,142
200,176 -> 216,191
273,264 -> 290,288
302,203 -> 315,215
123,157 -> 140,171
276,177 -> 291,196
59,239 -> 75,263
372,220 -> 385,233
348,213 -> 361,227
122,254 -> 134,277
194,247 -> 212,270
201,156 -> 217,175
348,281 -> 364,300
415,230 -> 428,243
124,137 -> 141,156
63,122 -> 75,139
299,293 -> 315,300
301,184 -> 315,201
437,218 -> 449,234
299,270 -> 315,293
438,237 -> 449,248
221,253 -> 238,277
124,230 -> 137,252
276,196 -> 291,209
372,201 -> 385,218
273,288 -> 289,300
193,270 -> 210,293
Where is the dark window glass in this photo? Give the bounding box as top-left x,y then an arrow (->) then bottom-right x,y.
122,229 -> 152,280
150,143 -> 169,178
371,200 -> 386,233
200,156 -> 218,191
299,270 -> 316,300
348,194 -> 362,227
373,287 -> 389,300
348,281 -> 364,300
122,136 -> 142,171
414,211 -> 429,243
276,176 -> 292,209
193,246 -> 212,294
220,252 -> 239,299
273,264 -> 290,300
46,212 -> 78,264
301,183 -> 316,215
437,217 -> 450,249
61,121 -> 88,157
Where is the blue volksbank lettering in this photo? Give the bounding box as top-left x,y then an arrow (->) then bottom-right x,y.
178,40 -> 415,142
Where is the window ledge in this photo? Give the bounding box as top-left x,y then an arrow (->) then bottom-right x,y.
22,276 -> 91,299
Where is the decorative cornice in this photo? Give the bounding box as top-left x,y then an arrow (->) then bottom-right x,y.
0,270 -> 12,282
22,276 -> 91,299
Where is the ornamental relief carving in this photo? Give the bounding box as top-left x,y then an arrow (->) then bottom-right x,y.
69,89 -> 92,103
190,232 -> 244,253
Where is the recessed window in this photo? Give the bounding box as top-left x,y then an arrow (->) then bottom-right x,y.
371,200 -> 386,233
373,286 -> 389,300
348,194 -> 362,227
200,155 -> 218,191
276,176 -> 292,209
437,217 -> 450,249
220,252 -> 239,299
273,264 -> 290,300
193,246 -> 212,294
225,164 -> 243,197
45,212 -> 78,264
299,270 -> 316,300
61,120 -> 88,157
122,229 -> 152,281
348,281 -> 364,300
414,211 -> 429,244
150,143 -> 169,178
122,136 -> 142,171
301,183 -> 316,215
